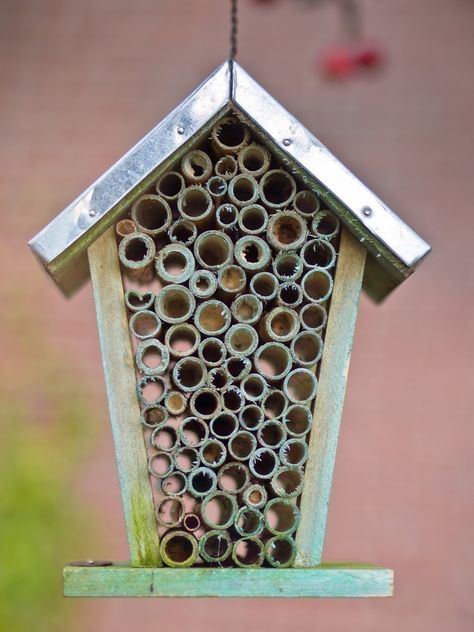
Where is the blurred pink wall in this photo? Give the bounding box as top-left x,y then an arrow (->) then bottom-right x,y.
1,0 -> 473,630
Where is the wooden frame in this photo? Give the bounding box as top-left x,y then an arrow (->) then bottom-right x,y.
88,227 -> 161,567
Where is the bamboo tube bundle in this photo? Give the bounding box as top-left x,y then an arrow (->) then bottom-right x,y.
115,112 -> 343,568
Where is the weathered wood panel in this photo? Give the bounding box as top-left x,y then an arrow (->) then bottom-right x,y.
88,227 -> 161,566
295,229 -> 367,566
64,563 -> 393,598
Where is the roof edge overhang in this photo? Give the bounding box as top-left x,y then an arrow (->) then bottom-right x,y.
29,60 -> 430,301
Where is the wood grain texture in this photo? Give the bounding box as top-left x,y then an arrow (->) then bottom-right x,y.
63,563 -> 393,598
88,227 -> 161,567
295,229 -> 367,567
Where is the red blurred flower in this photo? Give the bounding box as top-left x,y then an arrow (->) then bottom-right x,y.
320,42 -> 385,80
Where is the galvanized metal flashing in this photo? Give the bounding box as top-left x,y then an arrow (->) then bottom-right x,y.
29,60 -> 430,300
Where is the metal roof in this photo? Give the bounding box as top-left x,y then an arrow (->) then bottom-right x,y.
28,60 -> 430,301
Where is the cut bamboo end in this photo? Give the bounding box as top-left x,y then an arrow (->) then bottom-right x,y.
155,243 -> 195,284
240,373 -> 268,403
199,530 -> 233,563
257,420 -> 287,450
189,269 -> 217,299
272,251 -> 303,282
260,306 -> 300,343
228,174 -> 259,208
222,386 -> 245,414
168,218 -> 197,246
210,411 -> 239,440
225,356 -> 252,382
237,144 -> 271,178
224,324 -> 259,358
174,446 -> 200,474
232,537 -> 265,568
183,513 -> 201,533
217,461 -> 251,495
131,195 -> 172,237
259,169 -> 297,209
164,390 -> 187,416
264,498 -> 300,536
311,209 -> 341,241
249,447 -> 279,480
250,271 -> 279,302
156,496 -> 185,528
150,422 -> 179,453
198,337 -> 227,367
277,281 -> 304,309
165,323 -> 201,358
178,416 -> 209,448
299,302 -> 327,332
265,535 -> 296,568
189,388 -> 222,420
283,404 -> 313,438
124,289 -> 155,312
194,230 -> 234,271
218,264 -> 247,298
136,375 -> 169,407
199,438 -> 227,469
211,116 -> 250,156
270,466 -> 304,499
234,236 -> 271,273
267,210 -> 308,252
215,154 -> 238,180
172,357 -> 207,393
239,404 -> 265,432
206,175 -> 228,203
155,171 -> 185,202
148,451 -> 174,479
216,203 -> 239,233
115,218 -> 137,241
283,368 -> 318,404
242,484 -> 267,509
187,466 -> 218,498
228,430 -> 257,462
194,300 -> 231,337
201,491 -> 238,530
291,330 -> 324,367
178,186 -> 213,228
301,238 -> 337,270
118,232 -> 155,281
238,204 -> 268,236
155,284 -> 196,324
181,150 -> 213,184
234,506 -> 264,538
135,339 -> 170,376
254,342 -> 292,382
293,190 -> 320,219
207,366 -> 231,392
159,531 -> 198,568
301,268 -> 333,304
129,309 -> 161,340
140,404 -> 168,429
261,390 -> 288,420
231,293 -> 263,325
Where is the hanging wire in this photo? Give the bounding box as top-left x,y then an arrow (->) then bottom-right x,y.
230,0 -> 238,59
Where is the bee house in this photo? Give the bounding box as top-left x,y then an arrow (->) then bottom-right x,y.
29,61 -> 430,598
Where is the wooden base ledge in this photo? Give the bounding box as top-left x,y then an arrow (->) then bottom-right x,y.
63,563 -> 393,598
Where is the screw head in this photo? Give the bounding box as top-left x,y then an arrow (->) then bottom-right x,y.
88,209 -> 97,217
282,138 -> 291,146
177,126 -> 185,135
362,206 -> 372,217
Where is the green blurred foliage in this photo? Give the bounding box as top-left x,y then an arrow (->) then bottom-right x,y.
0,292 -> 94,632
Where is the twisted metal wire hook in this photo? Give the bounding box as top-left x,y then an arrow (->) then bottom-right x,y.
230,0 -> 238,59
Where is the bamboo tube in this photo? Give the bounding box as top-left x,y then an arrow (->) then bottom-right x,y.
228,430 -> 257,462
215,154 -> 238,180
189,269 -> 218,300
164,390 -> 187,416
194,300 -> 231,336
129,309 -> 161,340
301,238 -> 337,270
293,190 -> 320,219
189,387 -> 222,420
265,535 -> 296,568
147,451 -> 174,479
183,513 -> 201,533
301,268 -> 333,304
240,373 -> 268,403
155,496 -> 185,528
257,420 -> 287,450
155,170 -> 185,202
131,195 -> 172,237
267,210 -> 308,252
211,116 -> 250,156
238,204 -> 268,236
230,294 -> 263,326
217,265 -> 247,301
159,531 -> 198,568
172,357 -> 207,393
242,484 -> 267,509
161,471 -> 188,496
206,175 -> 228,204
224,324 -> 259,358
217,461 -> 250,495
135,339 -> 170,376
165,323 -> 201,358
270,466 -> 305,499
272,251 -> 304,282
124,289 -> 155,312
234,506 -> 264,537
283,404 -> 313,438
115,218 -> 137,241
277,281 -> 304,309
118,232 -> 155,281
279,438 -> 309,468
237,144 -> 271,179
291,330 -> 324,367
198,337 -> 227,367
168,218 -> 197,246
136,375 -> 168,407
150,421 -> 179,452
187,466 -> 218,498
260,307 -> 300,343
155,243 -> 195,284
261,390 -> 288,420
140,403 -> 168,429
249,271 -> 279,302
199,529 -> 233,563
194,230 -> 234,271
249,447 -> 279,480
225,356 -> 252,382
259,169 -> 297,209
239,404 -> 264,432
178,416 -> 209,448
216,203 -> 239,234
299,302 -> 327,332
207,366 -> 231,392
283,368 -> 318,404
155,284 -> 196,325
264,498 -> 300,536
232,537 -> 265,568
177,186 -> 213,228
201,491 -> 238,529
180,149 -> 213,184
228,174 -> 259,208
221,386 -> 245,414
234,236 -> 271,273
174,446 -> 200,473
254,342 -> 292,382
311,209 -> 340,241
209,411 -> 239,440
199,438 -> 227,469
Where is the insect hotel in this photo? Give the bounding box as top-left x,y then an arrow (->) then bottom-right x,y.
29,61 -> 430,598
